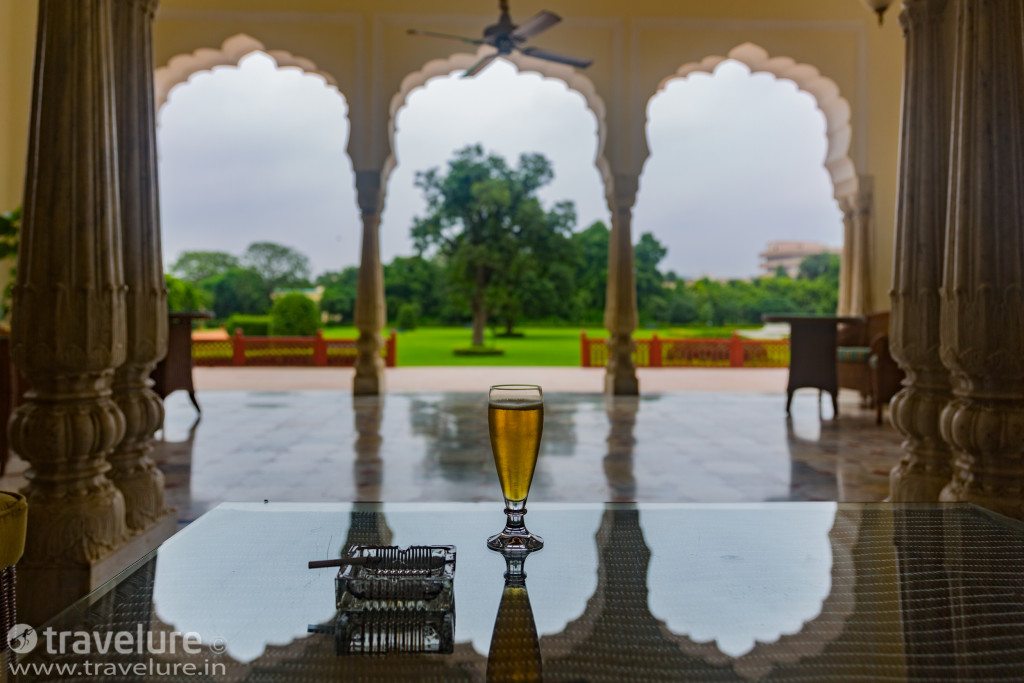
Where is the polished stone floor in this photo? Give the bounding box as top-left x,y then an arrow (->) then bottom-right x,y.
0,390 -> 904,526
117,390 -> 904,525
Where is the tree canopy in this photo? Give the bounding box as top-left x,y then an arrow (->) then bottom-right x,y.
411,144 -> 576,345
162,150 -> 840,337
170,250 -> 239,283
242,241 -> 313,291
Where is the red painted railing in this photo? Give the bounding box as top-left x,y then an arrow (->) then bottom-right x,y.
195,330 -> 397,367
580,331 -> 789,368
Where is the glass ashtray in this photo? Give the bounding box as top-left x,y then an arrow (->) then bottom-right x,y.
308,544 -> 457,655
335,544 -> 456,607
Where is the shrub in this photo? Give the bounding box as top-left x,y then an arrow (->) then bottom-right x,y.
270,293 -> 320,336
165,274 -> 211,314
225,314 -> 271,336
396,303 -> 420,331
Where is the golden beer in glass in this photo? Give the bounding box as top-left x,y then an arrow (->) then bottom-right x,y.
487,385 -> 544,551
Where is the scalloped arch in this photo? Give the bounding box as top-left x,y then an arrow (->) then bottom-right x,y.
385,46 -> 612,194
154,33 -> 341,109
651,42 -> 858,200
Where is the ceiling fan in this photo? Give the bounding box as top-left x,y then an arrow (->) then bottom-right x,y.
407,0 -> 594,78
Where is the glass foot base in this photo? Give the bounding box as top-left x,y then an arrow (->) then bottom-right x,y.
487,530 -> 544,552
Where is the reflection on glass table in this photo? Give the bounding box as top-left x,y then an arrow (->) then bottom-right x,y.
307,545 -> 457,655
487,550 -> 542,683
20,502 -> 1024,681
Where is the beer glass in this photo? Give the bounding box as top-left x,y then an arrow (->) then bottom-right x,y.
487,385 -> 544,551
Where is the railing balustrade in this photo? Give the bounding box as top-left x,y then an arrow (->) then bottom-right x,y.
580,331 -> 789,368
195,329 -> 397,367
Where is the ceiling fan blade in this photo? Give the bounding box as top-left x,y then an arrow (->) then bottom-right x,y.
407,28 -> 484,46
520,46 -> 593,69
462,52 -> 499,78
511,10 -> 562,41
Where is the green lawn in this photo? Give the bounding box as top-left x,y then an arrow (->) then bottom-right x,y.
321,325 -> 759,366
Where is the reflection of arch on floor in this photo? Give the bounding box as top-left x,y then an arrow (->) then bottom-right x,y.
537,506 -> 860,681
652,42 -> 858,201
385,45 -> 612,194
154,33 -> 341,110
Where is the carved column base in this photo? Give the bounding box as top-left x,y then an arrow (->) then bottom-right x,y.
604,334 -> 638,396
111,366 -> 169,531
354,332 -> 385,396
9,379 -> 129,566
889,384 -> 954,501
938,397 -> 1024,519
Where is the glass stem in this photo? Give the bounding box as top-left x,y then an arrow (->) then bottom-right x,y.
504,554 -> 527,585
504,498 -> 527,532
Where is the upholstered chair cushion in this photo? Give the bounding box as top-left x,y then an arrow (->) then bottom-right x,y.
0,492 -> 26,569
836,346 -> 872,364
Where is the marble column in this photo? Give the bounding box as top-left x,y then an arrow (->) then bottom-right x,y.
847,176 -> 874,316
108,0 -> 169,532
939,0 -> 1024,519
603,174 -> 639,395
837,200 -> 856,315
9,0 -> 128,567
353,170 -> 386,396
889,0 -> 955,502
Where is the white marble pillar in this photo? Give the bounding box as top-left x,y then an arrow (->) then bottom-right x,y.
889,0 -> 955,502
9,0 -> 128,567
603,174 -> 639,395
108,0 -> 170,532
353,170 -> 386,396
938,0 -> 1024,519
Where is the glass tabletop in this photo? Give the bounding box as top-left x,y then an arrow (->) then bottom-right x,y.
19,502 -> 1024,681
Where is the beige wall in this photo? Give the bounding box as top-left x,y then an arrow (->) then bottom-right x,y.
0,0 -> 904,312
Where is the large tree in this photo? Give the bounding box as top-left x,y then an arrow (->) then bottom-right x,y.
411,145 -> 575,345
316,267 -> 359,322
242,241 -> 313,291
570,221 -> 610,323
170,250 -> 239,283
208,267 -> 272,319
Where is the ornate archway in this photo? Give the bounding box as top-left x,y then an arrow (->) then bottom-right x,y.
652,42 -> 857,200
384,45 -> 613,197
647,42 -> 870,314
152,33 -> 359,319
154,33 -> 341,110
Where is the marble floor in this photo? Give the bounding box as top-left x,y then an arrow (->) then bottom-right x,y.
0,390 -> 904,525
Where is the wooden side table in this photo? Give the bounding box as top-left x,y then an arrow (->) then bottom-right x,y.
764,314 -> 864,417
151,312 -> 213,413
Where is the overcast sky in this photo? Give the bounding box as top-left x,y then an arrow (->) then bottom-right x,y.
157,52 -> 841,279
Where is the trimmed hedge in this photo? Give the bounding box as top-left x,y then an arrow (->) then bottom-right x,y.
225,314 -> 271,336
270,293 -> 320,336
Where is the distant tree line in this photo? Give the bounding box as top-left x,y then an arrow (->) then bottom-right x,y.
168,226 -> 837,333
166,145 -> 838,334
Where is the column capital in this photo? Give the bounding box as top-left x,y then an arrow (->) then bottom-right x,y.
838,175 -> 873,217
900,0 -> 949,34
355,169 -> 385,216
608,172 -> 640,213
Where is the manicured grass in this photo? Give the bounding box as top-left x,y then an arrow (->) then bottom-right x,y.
321,325 -> 759,366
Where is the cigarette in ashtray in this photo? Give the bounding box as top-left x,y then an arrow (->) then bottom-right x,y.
307,545 -> 452,572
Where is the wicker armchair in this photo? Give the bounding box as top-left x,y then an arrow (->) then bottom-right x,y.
1,492 -> 27,675
836,312 -> 905,424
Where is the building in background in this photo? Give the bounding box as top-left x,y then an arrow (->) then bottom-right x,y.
759,240 -> 840,277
